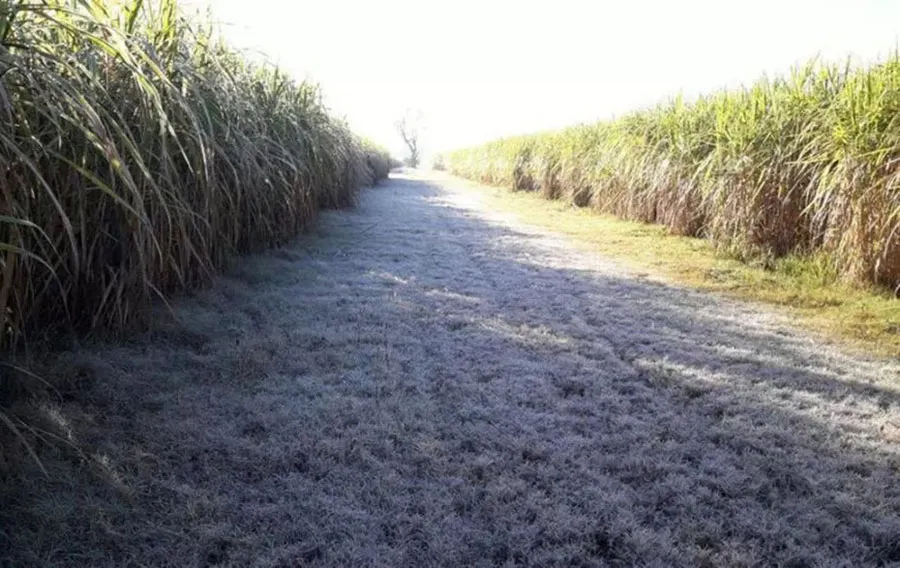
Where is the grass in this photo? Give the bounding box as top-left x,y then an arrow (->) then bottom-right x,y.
451,176 -> 900,356
4,176 -> 899,565
446,56 -> 900,295
0,0 -> 390,475
0,0 -> 390,353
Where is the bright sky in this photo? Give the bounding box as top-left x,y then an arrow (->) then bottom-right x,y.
183,0 -> 900,159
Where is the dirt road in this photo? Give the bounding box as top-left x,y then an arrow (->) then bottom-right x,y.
4,172 -> 900,567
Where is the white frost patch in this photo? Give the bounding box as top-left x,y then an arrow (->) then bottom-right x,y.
423,287 -> 481,304
477,317 -> 572,348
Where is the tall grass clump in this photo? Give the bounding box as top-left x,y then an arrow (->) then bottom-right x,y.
0,0 -> 391,350
447,56 -> 900,292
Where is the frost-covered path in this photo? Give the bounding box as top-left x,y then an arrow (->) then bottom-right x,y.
5,172 -> 900,567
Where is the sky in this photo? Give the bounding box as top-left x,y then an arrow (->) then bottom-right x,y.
182,0 -> 900,160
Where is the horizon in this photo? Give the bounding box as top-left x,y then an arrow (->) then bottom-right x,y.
184,0 -> 900,160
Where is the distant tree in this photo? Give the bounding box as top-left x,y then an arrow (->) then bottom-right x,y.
395,109 -> 424,168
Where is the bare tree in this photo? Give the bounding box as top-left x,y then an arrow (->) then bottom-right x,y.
395,109 -> 424,168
